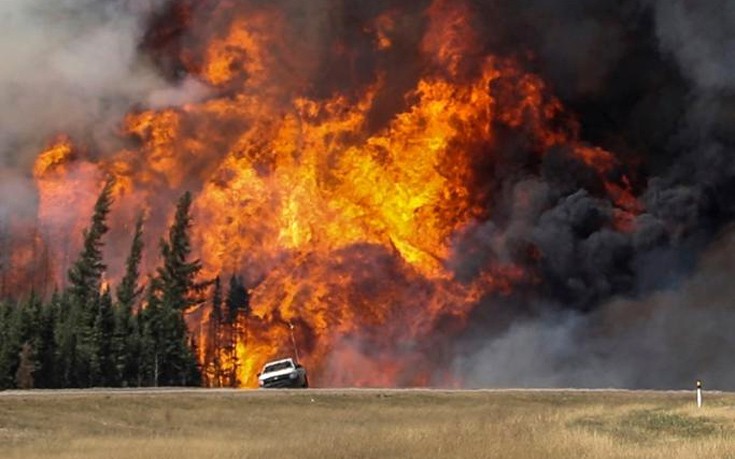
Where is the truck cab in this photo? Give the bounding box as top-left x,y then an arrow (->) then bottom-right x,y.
257,358 -> 309,388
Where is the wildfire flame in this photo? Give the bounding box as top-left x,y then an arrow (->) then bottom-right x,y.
25,0 -> 641,387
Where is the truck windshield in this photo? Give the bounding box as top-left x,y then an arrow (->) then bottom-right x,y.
263,361 -> 293,373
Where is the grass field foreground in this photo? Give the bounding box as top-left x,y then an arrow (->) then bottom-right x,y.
1,389 -> 734,458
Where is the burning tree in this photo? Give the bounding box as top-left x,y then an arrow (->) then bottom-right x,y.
4,0 -> 730,389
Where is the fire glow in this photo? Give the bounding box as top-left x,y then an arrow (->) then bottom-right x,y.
23,0 -> 640,387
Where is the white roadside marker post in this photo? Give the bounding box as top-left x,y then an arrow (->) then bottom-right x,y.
696,380 -> 703,408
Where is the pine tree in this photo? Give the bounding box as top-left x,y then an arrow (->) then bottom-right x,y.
0,301 -> 20,389
116,214 -> 145,313
139,279 -> 160,386
156,192 -> 203,385
114,214 -> 145,387
65,179 -> 115,387
139,277 -> 163,386
20,291 -> 42,348
0,294 -> 42,389
68,179 -> 114,308
112,299 -> 142,388
90,288 -> 115,386
141,193 -> 203,387
124,311 -> 143,387
33,291 -> 60,388
54,291 -> 79,388
157,191 -> 204,312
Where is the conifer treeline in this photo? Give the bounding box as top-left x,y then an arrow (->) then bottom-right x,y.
0,181 -> 250,389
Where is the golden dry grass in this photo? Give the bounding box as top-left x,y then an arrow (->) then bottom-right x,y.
1,389 -> 735,458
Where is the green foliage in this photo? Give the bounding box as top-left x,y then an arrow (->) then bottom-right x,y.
140,193 -> 204,387
157,192 -> 204,312
33,292 -> 60,388
0,190 -> 207,389
113,292 -> 142,388
54,291 -> 79,387
68,179 -> 114,309
116,214 -> 145,313
91,288 -> 116,386
55,179 -> 116,387
0,300 -> 21,389
113,215 -> 146,387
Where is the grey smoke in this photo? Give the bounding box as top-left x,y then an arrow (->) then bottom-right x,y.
278,0 -> 735,388
648,0 -> 735,92
0,0 -> 214,294
450,0 -> 735,388
2,0 -> 735,388
457,228 -> 735,390
0,0 -> 216,254
0,0 -> 204,170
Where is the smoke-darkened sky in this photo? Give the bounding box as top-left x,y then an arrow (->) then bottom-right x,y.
3,0 -> 735,389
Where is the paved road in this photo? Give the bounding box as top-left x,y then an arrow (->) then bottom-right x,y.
0,387 -> 718,397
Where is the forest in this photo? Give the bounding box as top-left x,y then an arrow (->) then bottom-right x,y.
0,180 -> 246,389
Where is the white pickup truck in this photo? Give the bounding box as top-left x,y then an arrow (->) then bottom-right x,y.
257,358 -> 309,388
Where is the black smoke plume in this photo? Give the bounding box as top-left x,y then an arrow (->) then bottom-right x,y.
3,0 -> 735,388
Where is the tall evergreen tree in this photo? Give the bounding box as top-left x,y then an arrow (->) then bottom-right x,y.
123,311 -> 143,387
116,214 -> 145,313
142,192 -> 203,386
90,288 -> 115,386
21,292 -> 43,388
112,299 -> 142,388
20,291 -> 42,347
0,301 -> 20,389
139,277 -> 161,386
34,291 -> 60,388
68,179 -> 114,308
157,191 -> 203,312
0,294 -> 41,389
140,276 -> 161,386
0,190 -> 220,389
113,214 -> 145,387
54,291 -> 78,387
0,291 -> 61,389
64,179 -> 115,387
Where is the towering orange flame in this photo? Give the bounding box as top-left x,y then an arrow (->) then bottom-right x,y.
28,0 -> 641,387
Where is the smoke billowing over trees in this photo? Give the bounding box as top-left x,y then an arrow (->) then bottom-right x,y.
0,187 -> 244,389
2,0 -> 735,389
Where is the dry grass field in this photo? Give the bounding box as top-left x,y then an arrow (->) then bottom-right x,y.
1,389 -> 735,458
